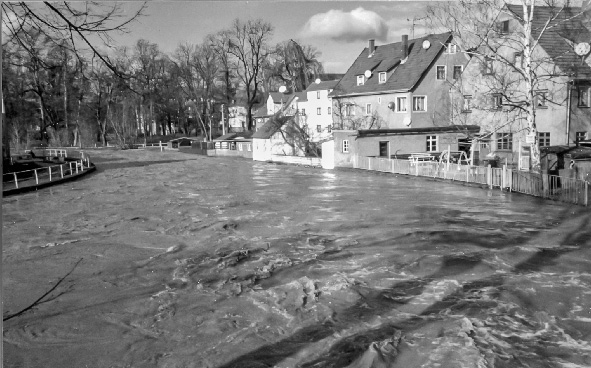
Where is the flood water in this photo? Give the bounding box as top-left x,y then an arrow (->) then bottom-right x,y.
3,149 -> 591,368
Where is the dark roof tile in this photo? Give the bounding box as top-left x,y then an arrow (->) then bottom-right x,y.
331,33 -> 453,97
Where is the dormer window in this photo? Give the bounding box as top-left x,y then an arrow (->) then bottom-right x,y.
446,43 -> 458,54
357,75 -> 365,86
378,72 -> 387,84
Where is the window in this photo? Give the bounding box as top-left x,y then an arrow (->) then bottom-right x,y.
346,104 -> 355,116
453,65 -> 463,80
301,108 -> 306,115
317,125 -> 322,133
412,96 -> 426,112
426,135 -> 437,152
328,107 -> 331,115
317,107 -> 321,115
491,94 -> 503,109
379,72 -> 387,84
396,96 -> 407,112
328,125 -> 332,133
514,52 -> 523,67
497,133 -> 512,150
497,20 -> 510,34
534,91 -> 547,108
317,91 -> 320,99
238,143 -> 243,151
247,144 -> 252,151
342,140 -> 349,153
436,66 -> 446,80
447,43 -> 458,54
357,75 -> 364,86
578,87 -> 590,107
483,58 -> 494,75
576,131 -> 587,143
378,97 -> 381,104
379,141 -> 389,157
538,132 -> 550,147
463,95 -> 473,112
366,103 -> 372,115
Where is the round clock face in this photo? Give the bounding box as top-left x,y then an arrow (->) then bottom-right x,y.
575,42 -> 590,56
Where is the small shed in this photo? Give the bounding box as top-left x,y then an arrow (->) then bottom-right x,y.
168,137 -> 202,149
214,132 -> 253,158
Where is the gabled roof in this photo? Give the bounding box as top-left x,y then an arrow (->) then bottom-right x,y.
506,5 -> 591,78
305,80 -> 340,92
330,33 -> 453,97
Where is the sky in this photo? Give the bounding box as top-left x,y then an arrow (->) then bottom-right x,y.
114,1 -> 435,73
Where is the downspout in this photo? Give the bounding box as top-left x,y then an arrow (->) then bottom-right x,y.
566,80 -> 572,146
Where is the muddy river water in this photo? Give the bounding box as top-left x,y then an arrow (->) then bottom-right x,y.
3,149 -> 591,368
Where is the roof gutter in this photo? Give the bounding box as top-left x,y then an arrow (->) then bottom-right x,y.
331,89 -> 410,98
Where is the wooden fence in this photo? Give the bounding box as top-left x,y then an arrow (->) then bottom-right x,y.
353,156 -> 589,206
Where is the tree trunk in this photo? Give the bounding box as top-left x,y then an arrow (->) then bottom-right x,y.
522,0 -> 541,172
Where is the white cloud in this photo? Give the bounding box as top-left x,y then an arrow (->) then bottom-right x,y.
300,7 -> 389,43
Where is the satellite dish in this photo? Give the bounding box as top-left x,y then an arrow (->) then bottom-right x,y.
422,40 -> 431,49
278,86 -> 287,93
387,101 -> 395,110
574,42 -> 591,56
315,78 -> 321,84
364,70 -> 372,78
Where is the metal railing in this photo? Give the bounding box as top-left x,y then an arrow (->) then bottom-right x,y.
4,150 -> 93,191
353,155 -> 589,206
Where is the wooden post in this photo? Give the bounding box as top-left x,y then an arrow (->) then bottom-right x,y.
13,173 -> 18,189
585,181 -> 588,206
60,164 -> 64,178
160,141 -> 163,152
81,159 -> 84,170
69,162 -> 73,175
75,161 -> 79,174
487,165 -> 492,189
466,166 -> 470,182
34,169 -> 39,185
49,167 -> 52,182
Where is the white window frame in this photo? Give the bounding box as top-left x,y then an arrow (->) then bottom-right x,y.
436,65 -> 446,80
316,125 -> 322,133
328,125 -> 332,133
412,96 -> 427,112
538,132 -> 550,147
317,107 -> 321,115
328,107 -> 331,115
357,75 -> 364,86
497,132 -> 512,150
535,90 -> 548,109
463,95 -> 472,112
396,96 -> 407,112
378,72 -> 387,84
575,131 -> 587,143
342,139 -> 349,153
366,103 -> 372,115
346,104 -> 355,116
447,43 -> 457,54
426,135 -> 438,152
317,91 -> 320,99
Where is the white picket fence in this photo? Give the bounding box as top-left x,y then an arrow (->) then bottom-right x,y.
353,156 -> 589,206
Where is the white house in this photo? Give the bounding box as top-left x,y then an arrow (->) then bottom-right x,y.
299,80 -> 340,142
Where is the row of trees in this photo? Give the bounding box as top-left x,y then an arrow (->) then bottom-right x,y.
2,2 -> 324,151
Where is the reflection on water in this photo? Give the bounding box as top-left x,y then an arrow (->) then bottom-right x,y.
3,153 -> 590,368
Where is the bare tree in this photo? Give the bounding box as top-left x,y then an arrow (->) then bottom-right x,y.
225,18 -> 273,131
332,98 -> 384,130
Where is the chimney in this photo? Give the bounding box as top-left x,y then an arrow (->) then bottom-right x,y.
368,39 -> 375,57
401,35 -> 408,59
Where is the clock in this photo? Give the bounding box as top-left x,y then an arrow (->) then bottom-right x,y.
574,42 -> 590,56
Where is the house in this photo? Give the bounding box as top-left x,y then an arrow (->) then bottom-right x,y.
456,5 -> 591,168
299,80 -> 340,142
332,125 -> 480,168
327,33 -> 476,164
